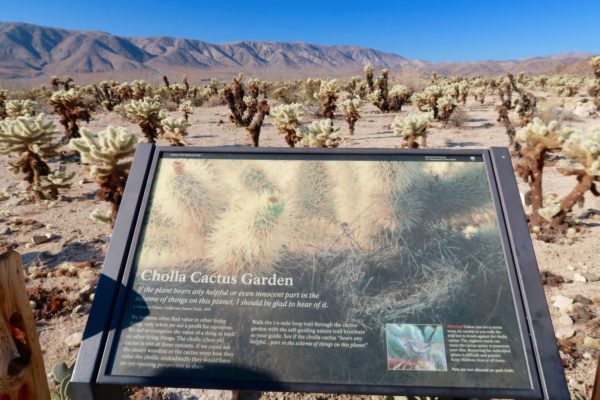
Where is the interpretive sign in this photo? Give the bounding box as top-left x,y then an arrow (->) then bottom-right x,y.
71,145 -> 568,400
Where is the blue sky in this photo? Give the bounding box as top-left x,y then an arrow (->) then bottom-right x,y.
2,0 -> 599,62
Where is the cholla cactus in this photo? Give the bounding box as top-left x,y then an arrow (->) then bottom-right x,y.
589,57 -> 600,108
42,165 -> 75,199
48,89 -> 93,141
473,86 -> 486,104
316,79 -> 340,118
363,64 -> 375,93
514,92 -> 537,127
69,126 -> 138,224
436,95 -> 457,122
388,84 -> 411,111
161,116 -> 190,146
297,119 -> 341,148
515,118 -> 573,227
125,97 -> 164,143
591,56 -> 600,79
303,78 -> 322,105
246,100 -> 270,147
392,113 -> 431,148
345,76 -> 369,99
0,114 -> 63,199
270,103 -> 304,147
223,74 -> 260,127
5,99 -> 37,118
458,81 -> 470,105
369,69 -> 391,112
340,98 -> 362,135
495,102 -> 518,152
412,85 -> 444,120
0,89 -> 7,119
93,80 -> 123,111
178,100 -> 193,121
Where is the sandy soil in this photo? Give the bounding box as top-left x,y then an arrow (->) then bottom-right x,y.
0,92 -> 599,399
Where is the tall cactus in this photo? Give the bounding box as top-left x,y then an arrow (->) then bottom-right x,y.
363,64 -> 375,93
315,79 -> 340,119
0,114 -> 67,199
0,89 -> 7,119
69,126 -> 138,224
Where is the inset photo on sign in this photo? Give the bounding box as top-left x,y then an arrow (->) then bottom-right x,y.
386,324 -> 447,371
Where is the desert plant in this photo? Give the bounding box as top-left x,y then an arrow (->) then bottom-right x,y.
161,116 -> 190,146
436,95 -> 458,123
388,84 -> 411,111
0,89 -> 7,119
458,81 -> 470,104
50,362 -> 74,400
315,79 -> 340,118
179,100 -> 193,122
392,113 -> 431,148
363,64 -> 375,93
514,118 -> 573,228
222,74 -> 262,127
369,69 -> 391,112
246,100 -> 270,147
473,86 -> 486,104
0,114 -> 68,199
69,126 -> 138,224
495,102 -> 518,152
5,99 -> 37,118
270,102 -> 304,147
50,75 -> 74,91
297,119 -> 341,148
588,56 -> 600,108
538,128 -> 600,229
340,98 -> 362,135
125,97 -> 164,143
411,85 -> 444,120
93,80 -> 123,111
48,89 -> 93,142
345,76 -> 369,99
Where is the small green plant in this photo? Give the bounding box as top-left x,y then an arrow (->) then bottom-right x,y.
48,89 -> 93,141
125,97 -> 164,143
0,114 -> 70,199
340,98 -> 362,135
50,362 -> 74,400
69,126 -> 138,224
297,119 -> 341,148
5,99 -> 37,118
270,103 -> 304,147
392,113 -> 431,148
161,116 -> 190,146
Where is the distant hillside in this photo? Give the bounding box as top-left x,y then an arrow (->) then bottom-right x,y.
0,22 -> 595,83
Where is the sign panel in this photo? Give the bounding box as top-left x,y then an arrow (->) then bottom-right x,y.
72,147 -> 568,400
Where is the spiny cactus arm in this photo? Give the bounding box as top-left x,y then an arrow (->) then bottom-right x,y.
270,103 -> 304,132
297,119 -> 341,148
90,209 -> 113,224
69,126 -> 138,167
0,114 -> 60,156
515,117 -> 573,151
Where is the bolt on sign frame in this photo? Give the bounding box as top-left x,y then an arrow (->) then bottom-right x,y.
71,145 -> 569,400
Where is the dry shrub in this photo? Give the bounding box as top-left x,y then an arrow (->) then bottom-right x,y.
204,94 -> 226,107
448,106 -> 468,128
163,100 -> 178,111
535,106 -> 578,124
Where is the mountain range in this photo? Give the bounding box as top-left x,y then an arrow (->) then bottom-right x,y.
0,22 -> 595,83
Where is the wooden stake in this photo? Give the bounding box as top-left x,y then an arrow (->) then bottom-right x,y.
0,247 -> 50,400
593,355 -> 600,400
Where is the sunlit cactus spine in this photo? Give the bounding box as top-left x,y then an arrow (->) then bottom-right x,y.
178,100 -> 193,122
297,119 -> 341,148
0,114 -> 63,199
270,102 -> 304,147
316,79 -> 340,119
48,89 -> 93,142
515,118 -> 573,228
161,116 -> 190,146
69,126 -> 139,224
340,98 -> 362,135
392,113 -> 431,148
125,97 -> 164,143
5,99 -> 37,118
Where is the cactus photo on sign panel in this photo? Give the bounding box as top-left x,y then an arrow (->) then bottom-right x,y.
108,153 -> 532,391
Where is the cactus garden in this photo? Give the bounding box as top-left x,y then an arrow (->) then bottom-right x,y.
0,64 -> 599,399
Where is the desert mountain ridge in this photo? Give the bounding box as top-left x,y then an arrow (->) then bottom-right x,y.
0,21 -> 595,83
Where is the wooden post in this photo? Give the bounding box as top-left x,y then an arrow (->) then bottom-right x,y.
0,247 -> 50,400
593,355 -> 600,400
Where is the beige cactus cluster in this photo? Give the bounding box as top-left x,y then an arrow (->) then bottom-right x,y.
48,88 -> 93,141
392,113 -> 431,148
473,86 -> 487,104
161,116 -> 190,146
315,79 -> 340,118
5,99 -> 37,118
561,128 -> 600,176
0,114 -> 70,199
515,117 -> 572,150
340,98 -> 362,135
178,100 -> 193,121
297,119 -> 341,148
0,89 -> 7,119
69,126 -> 138,223
270,103 -> 304,147
388,84 -> 411,111
125,97 -> 164,143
